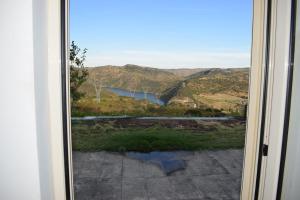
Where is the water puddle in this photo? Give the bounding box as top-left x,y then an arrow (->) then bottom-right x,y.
126,151 -> 193,175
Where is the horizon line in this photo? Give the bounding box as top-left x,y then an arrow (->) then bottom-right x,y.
86,64 -> 250,69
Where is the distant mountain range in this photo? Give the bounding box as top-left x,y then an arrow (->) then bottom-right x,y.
163,68 -> 209,78
80,64 -> 180,94
79,64 -> 249,113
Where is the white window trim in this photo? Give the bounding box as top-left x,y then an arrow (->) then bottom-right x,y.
39,0 -> 70,199
48,0 -> 68,198
44,0 -> 293,199
240,0 -> 268,199
257,0 -> 293,199
241,0 -> 294,199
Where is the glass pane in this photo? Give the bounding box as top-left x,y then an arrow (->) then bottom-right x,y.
281,1 -> 300,199
70,1 -> 253,199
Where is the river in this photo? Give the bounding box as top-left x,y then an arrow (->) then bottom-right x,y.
105,87 -> 165,105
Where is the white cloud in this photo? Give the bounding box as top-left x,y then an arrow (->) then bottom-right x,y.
86,50 -> 250,69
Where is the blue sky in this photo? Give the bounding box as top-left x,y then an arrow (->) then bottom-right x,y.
70,0 -> 252,68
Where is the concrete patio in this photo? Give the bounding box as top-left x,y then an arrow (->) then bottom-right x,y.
73,150 -> 243,200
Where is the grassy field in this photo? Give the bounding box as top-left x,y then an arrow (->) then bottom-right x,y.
72,119 -> 246,152
71,66 -> 248,152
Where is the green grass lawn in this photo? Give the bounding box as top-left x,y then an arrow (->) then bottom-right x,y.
72,121 -> 245,152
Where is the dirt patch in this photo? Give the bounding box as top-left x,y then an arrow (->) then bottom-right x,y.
73,118 -> 245,132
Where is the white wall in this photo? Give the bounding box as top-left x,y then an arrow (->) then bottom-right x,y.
0,0 -> 66,199
0,0 -> 42,199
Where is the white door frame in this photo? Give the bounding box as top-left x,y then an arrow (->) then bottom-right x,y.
43,0 -> 294,199
255,0 -> 295,199
240,0 -> 268,199
241,0 -> 295,199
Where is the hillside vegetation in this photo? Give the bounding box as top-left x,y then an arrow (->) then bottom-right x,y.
163,68 -> 209,78
80,64 -> 180,95
161,68 -> 249,113
74,65 -> 249,117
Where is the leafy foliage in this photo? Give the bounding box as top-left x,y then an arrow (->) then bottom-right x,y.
70,41 -> 89,102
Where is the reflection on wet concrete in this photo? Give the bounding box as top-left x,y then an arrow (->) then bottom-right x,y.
126,151 -> 194,175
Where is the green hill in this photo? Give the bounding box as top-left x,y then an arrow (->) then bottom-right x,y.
76,65 -> 249,116
161,68 -> 249,113
79,64 -> 181,96
163,68 -> 209,78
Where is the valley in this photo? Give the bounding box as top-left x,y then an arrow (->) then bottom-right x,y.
74,64 -> 249,117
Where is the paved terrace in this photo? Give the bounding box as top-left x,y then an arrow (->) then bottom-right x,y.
73,150 -> 243,200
